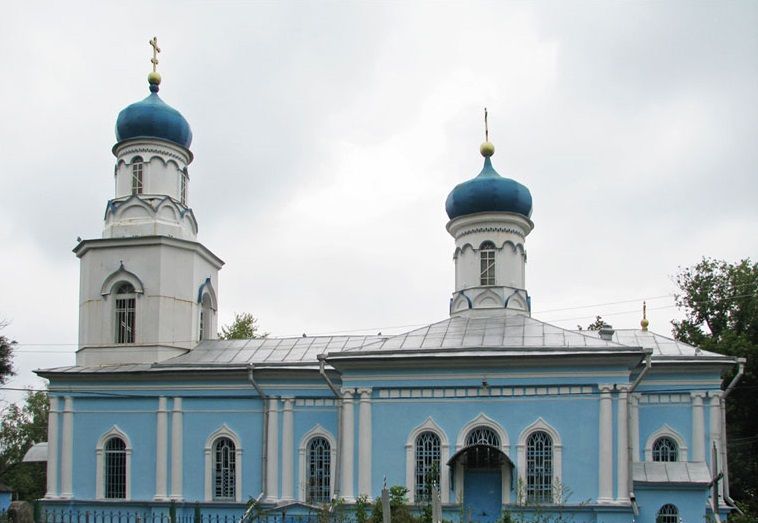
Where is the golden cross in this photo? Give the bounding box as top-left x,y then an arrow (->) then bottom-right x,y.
149,36 -> 161,72
484,107 -> 489,142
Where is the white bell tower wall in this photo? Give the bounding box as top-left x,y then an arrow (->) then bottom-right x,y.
447,212 -> 534,317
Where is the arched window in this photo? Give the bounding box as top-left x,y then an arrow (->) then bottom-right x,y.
526,431 -> 553,503
652,437 -> 678,462
213,437 -> 236,500
180,170 -> 188,205
199,293 -> 212,341
656,504 -> 678,523
114,283 -> 136,344
306,437 -> 331,504
480,241 -> 496,286
131,157 -> 144,195
415,431 -> 441,502
104,437 -> 127,499
466,426 -> 500,447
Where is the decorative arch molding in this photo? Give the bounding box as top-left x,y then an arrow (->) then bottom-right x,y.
516,418 -> 563,504
450,292 -> 472,313
297,424 -> 337,502
95,426 -> 132,500
100,263 -> 145,299
405,417 -> 450,503
453,414 -> 512,503
197,278 -> 218,310
104,196 -> 199,235
505,290 -> 529,311
116,144 -> 190,165
453,240 -> 526,258
473,289 -> 503,309
644,424 -> 688,462
204,424 -> 243,502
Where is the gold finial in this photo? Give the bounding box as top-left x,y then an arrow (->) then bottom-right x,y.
480,107 -> 495,157
148,37 -> 162,86
640,301 -> 649,331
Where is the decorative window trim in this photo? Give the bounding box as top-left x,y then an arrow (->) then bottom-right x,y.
197,278 -> 218,310
645,425 -> 688,462
454,413 -> 512,504
204,425 -> 243,502
100,263 -> 145,298
96,426 -> 132,500
405,417 -> 449,503
516,418 -> 563,504
297,425 -> 337,503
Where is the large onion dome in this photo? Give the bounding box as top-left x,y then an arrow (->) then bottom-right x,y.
445,143 -> 532,220
115,74 -> 192,149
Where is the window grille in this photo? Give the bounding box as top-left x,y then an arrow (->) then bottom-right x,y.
415,431 -> 441,502
213,437 -> 236,500
652,437 -> 678,462
104,437 -> 127,499
466,426 -> 500,447
180,172 -> 188,205
307,437 -> 331,503
114,283 -> 136,344
526,431 -> 553,503
656,504 -> 679,523
131,157 -> 144,195
480,241 -> 496,286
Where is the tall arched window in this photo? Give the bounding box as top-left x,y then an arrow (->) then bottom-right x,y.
652,437 -> 678,462
213,437 -> 236,500
114,283 -> 136,344
199,293 -> 212,341
104,437 -> 127,499
180,170 -> 188,205
526,431 -> 553,503
307,437 -> 331,504
131,157 -> 144,195
415,431 -> 441,502
656,504 -> 678,523
480,241 -> 496,286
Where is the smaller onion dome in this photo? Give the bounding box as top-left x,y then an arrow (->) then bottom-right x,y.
445,144 -> 533,220
115,74 -> 192,149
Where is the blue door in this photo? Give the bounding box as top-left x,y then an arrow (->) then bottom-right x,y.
464,469 -> 502,523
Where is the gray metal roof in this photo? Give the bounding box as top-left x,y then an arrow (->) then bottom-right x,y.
633,461 -> 711,485
578,329 -> 726,359
340,314 -> 627,353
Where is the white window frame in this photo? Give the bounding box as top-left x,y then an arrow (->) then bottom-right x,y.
645,425 -> 688,462
479,241 -> 496,286
96,426 -> 132,500
297,425 -> 337,503
405,417 -> 450,504
204,425 -> 243,502
131,157 -> 144,195
517,418 -> 563,504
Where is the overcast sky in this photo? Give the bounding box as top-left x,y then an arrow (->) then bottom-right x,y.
1,1 -> 756,404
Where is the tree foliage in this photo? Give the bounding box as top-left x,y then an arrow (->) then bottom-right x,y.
218,312 -> 268,340
0,389 -> 49,500
672,257 -> 758,515
0,321 -> 16,385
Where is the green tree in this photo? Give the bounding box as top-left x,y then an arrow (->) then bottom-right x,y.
0,389 -> 49,500
578,316 -> 610,331
672,257 -> 757,515
218,312 -> 268,340
0,321 -> 16,384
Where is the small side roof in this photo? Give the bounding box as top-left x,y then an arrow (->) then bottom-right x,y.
633,461 -> 711,486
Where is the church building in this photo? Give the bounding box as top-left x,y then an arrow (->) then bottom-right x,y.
37,46 -> 742,523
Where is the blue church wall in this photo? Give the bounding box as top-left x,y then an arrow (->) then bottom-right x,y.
634,486 -> 709,523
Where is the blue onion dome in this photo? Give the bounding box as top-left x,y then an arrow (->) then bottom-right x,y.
115,73 -> 192,148
445,142 -> 532,220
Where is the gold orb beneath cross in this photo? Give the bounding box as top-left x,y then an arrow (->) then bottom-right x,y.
480,141 -> 495,157
148,71 -> 162,85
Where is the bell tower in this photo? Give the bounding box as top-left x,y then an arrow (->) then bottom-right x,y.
74,39 -> 224,366
445,110 -> 534,317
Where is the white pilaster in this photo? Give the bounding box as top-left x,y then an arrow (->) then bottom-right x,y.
60,396 -> 74,499
692,392 -> 706,461
155,397 -> 169,500
281,398 -> 294,500
710,393 -> 722,482
358,388 -> 373,497
265,397 -> 280,502
45,397 -> 59,498
630,394 -> 640,461
597,386 -> 613,503
616,388 -> 629,502
170,398 -> 183,500
340,390 -> 355,501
